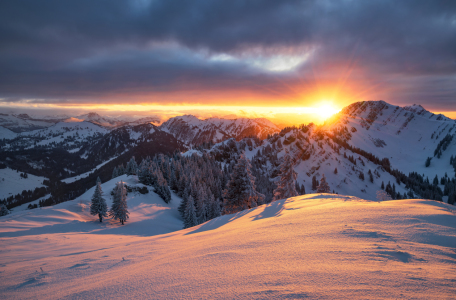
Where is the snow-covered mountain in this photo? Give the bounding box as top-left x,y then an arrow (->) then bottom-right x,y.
323,101 -> 456,178
0,126 -> 17,140
71,112 -> 125,128
160,115 -> 280,145
78,123 -> 186,162
1,121 -> 109,152
187,101 -> 456,202
0,113 -> 59,132
0,176 -> 455,298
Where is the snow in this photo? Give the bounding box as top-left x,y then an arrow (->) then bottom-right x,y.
182,149 -> 203,157
0,168 -> 47,200
0,126 -> 17,140
324,101 -> 456,179
62,155 -> 120,183
1,189 -> 455,299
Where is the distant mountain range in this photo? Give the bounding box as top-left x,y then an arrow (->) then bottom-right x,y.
1,100 -> 455,208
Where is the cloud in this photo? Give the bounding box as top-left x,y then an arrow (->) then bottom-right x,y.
0,0 -> 455,109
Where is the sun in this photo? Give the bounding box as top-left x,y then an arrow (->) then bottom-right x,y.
313,104 -> 339,120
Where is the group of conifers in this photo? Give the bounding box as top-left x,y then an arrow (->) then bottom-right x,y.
90,177 -> 129,225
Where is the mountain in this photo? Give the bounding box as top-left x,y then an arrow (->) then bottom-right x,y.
1,121 -> 109,152
0,126 -> 17,140
79,123 -> 186,162
0,180 -> 455,298
72,112 -> 125,128
0,113 -> 58,133
160,115 -> 280,146
187,100 -> 455,202
323,101 -> 456,178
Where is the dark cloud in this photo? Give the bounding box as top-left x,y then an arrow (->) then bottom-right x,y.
0,0 -> 455,109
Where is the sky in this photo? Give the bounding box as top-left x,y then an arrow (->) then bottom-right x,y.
0,0 -> 455,124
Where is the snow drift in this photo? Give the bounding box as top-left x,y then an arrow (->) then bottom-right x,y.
1,180 -> 455,299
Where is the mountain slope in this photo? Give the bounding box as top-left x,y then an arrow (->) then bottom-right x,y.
0,126 -> 17,140
160,115 -> 280,145
324,101 -> 456,178
0,192 -> 455,299
0,113 -> 58,133
2,121 -> 109,152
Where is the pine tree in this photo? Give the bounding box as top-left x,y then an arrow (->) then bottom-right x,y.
223,153 -> 264,214
273,153 -> 298,201
334,168 -> 338,175
209,194 -> 221,219
90,181 -> 108,222
0,203 -> 10,216
316,174 -> 331,193
112,167 -> 118,179
184,195 -> 197,228
312,175 -> 318,191
368,169 -> 374,183
110,181 -> 129,225
126,157 -> 138,175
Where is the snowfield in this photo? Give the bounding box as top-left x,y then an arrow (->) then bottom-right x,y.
1,176 -> 455,299
0,168 -> 47,200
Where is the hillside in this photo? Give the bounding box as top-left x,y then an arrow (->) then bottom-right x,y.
0,187 -> 455,299
324,101 -> 456,178
160,115 -> 280,145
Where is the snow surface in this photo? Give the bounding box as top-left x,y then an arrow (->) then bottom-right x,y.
61,155 -> 121,183
0,126 -> 17,140
1,186 -> 455,299
0,168 -> 47,200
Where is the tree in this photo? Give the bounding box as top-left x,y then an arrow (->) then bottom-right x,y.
110,181 -> 129,225
368,169 -> 374,183
316,174 -> 331,193
126,157 -> 138,175
334,168 -> 338,175
0,203 -> 9,216
223,153 -> 264,214
376,190 -> 392,201
312,175 -> 318,191
273,153 -> 298,201
112,167 -> 118,179
90,180 -> 108,222
184,195 -> 198,228
425,157 -> 432,167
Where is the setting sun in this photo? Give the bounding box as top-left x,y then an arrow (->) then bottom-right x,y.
312,104 -> 340,120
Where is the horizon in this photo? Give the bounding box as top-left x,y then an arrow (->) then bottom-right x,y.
1,100 -> 455,128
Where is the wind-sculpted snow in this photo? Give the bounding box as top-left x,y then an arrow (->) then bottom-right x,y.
0,191 -> 455,299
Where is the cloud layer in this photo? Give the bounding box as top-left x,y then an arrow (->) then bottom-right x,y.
0,0 -> 455,109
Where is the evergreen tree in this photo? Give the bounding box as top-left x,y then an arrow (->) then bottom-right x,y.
126,157 -> 138,175
110,181 -> 129,225
0,203 -> 10,216
312,175 -> 318,191
112,167 -> 118,179
273,154 -> 298,201
184,195 -> 197,228
223,153 -> 264,214
433,175 -> 439,186
425,157 -> 432,167
381,181 -> 385,190
90,181 -> 108,222
368,169 -> 374,183
316,174 -> 331,193
209,194 -> 221,219
334,167 -> 338,175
